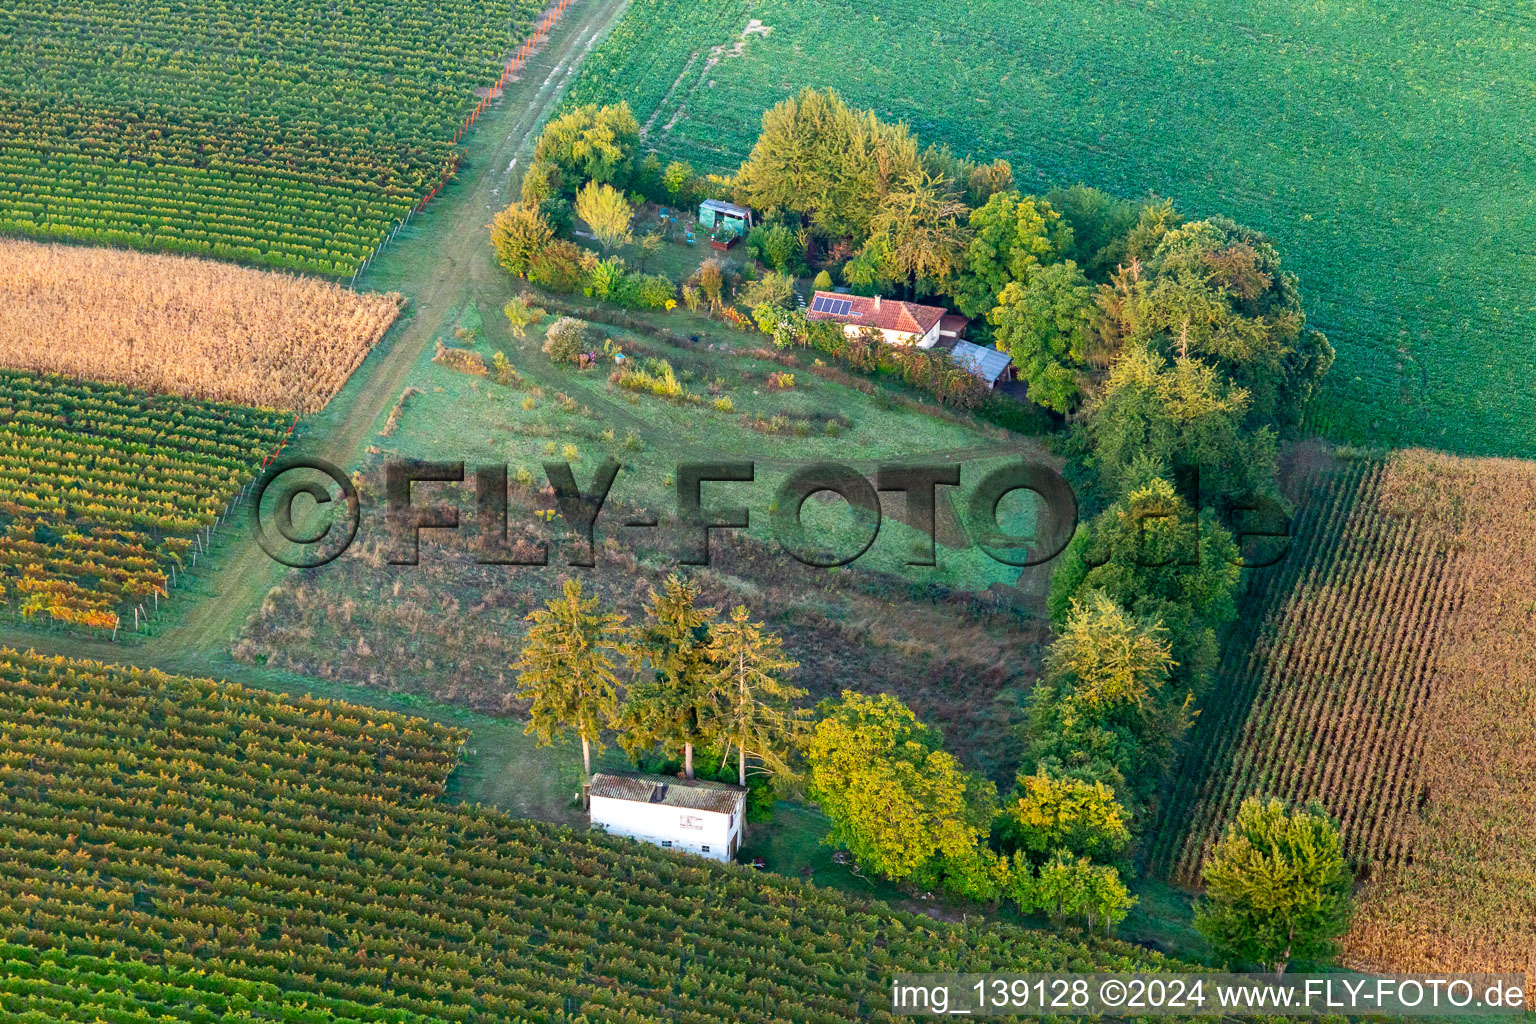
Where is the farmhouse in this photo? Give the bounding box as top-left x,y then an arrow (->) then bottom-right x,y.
807,291 -> 946,348
949,339 -> 1014,389
588,771 -> 747,863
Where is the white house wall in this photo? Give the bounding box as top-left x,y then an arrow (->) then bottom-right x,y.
589,795 -> 742,863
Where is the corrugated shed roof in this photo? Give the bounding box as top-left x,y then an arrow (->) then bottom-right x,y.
700,199 -> 753,218
806,291 -> 946,336
589,771 -> 747,814
950,340 -> 1013,383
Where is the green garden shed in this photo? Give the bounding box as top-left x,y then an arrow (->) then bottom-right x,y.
698,199 -> 754,238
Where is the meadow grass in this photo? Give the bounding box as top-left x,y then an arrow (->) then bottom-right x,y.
570,0 -> 1536,458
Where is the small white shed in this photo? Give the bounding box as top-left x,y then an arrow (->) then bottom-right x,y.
588,771 -> 747,863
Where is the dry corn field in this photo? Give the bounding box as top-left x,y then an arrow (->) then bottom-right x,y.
0,240 -> 403,413
1155,448 -> 1536,974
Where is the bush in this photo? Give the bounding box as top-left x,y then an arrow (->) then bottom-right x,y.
490,202 -> 553,279
433,342 -> 488,376
543,317 -> 591,365
584,257 -> 627,301
503,296 -> 544,338
813,270 -> 834,290
634,273 -> 678,311
747,223 -> 803,272
529,239 -> 586,293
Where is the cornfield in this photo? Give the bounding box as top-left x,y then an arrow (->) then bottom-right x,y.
0,240 -> 402,413
1155,449 -> 1536,974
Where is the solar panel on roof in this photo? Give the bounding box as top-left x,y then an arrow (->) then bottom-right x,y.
811,296 -> 834,313
834,299 -> 852,315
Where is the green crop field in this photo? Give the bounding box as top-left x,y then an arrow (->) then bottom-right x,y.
568,0 -> 1536,457
0,0 -> 545,274
0,650 -> 1188,1023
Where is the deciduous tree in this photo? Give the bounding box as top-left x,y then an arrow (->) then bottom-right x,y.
1002,771 -> 1132,863
490,202 -> 554,279
807,692 -> 995,885
1195,797 -> 1353,976
950,191 -> 1072,318
989,260 -> 1097,413
575,181 -> 634,253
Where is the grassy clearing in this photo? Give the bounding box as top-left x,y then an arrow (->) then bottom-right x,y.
233,272 -> 1054,778
569,0 -> 1536,459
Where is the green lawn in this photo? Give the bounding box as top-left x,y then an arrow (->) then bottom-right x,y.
568,0 -> 1536,459
375,276 -> 1040,592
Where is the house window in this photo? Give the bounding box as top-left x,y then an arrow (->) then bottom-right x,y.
680,814 -> 704,830
661,840 -> 672,848
702,846 -> 710,853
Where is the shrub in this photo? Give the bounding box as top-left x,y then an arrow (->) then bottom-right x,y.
490,202 -> 553,279
491,351 -> 522,387
813,270 -> 834,290
747,223 -> 803,272
503,296 -> 544,338
433,341 -> 488,376
529,239 -> 587,293
584,257 -> 627,301
543,317 -> 591,364
634,273 -> 678,311
713,396 -> 735,413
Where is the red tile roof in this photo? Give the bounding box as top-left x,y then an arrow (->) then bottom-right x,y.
939,314 -> 970,337
807,291 -> 946,337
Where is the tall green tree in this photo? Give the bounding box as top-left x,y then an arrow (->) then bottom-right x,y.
863,168 -> 970,295
700,606 -> 808,787
950,191 -> 1073,317
1000,771 -> 1132,863
1049,477 -> 1241,691
618,574 -> 717,779
575,180 -> 634,253
736,88 -> 920,243
1096,216 -> 1334,431
989,259 -> 1097,413
1022,589 -> 1187,812
531,102 -> 641,191
662,159 -> 697,205
1088,345 -> 1277,502
807,692 -> 996,885
1195,797 -> 1353,976
513,579 -> 629,777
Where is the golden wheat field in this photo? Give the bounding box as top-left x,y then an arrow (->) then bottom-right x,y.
0,240 -> 403,412
1159,448 -> 1536,975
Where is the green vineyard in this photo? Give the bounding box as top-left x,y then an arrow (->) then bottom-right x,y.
0,651 -> 1186,1023
0,0 -> 545,275
0,370 -> 291,631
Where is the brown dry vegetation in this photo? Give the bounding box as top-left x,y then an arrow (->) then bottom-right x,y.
0,240 -> 403,412
233,477 -> 1042,779
1158,448 -> 1536,974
